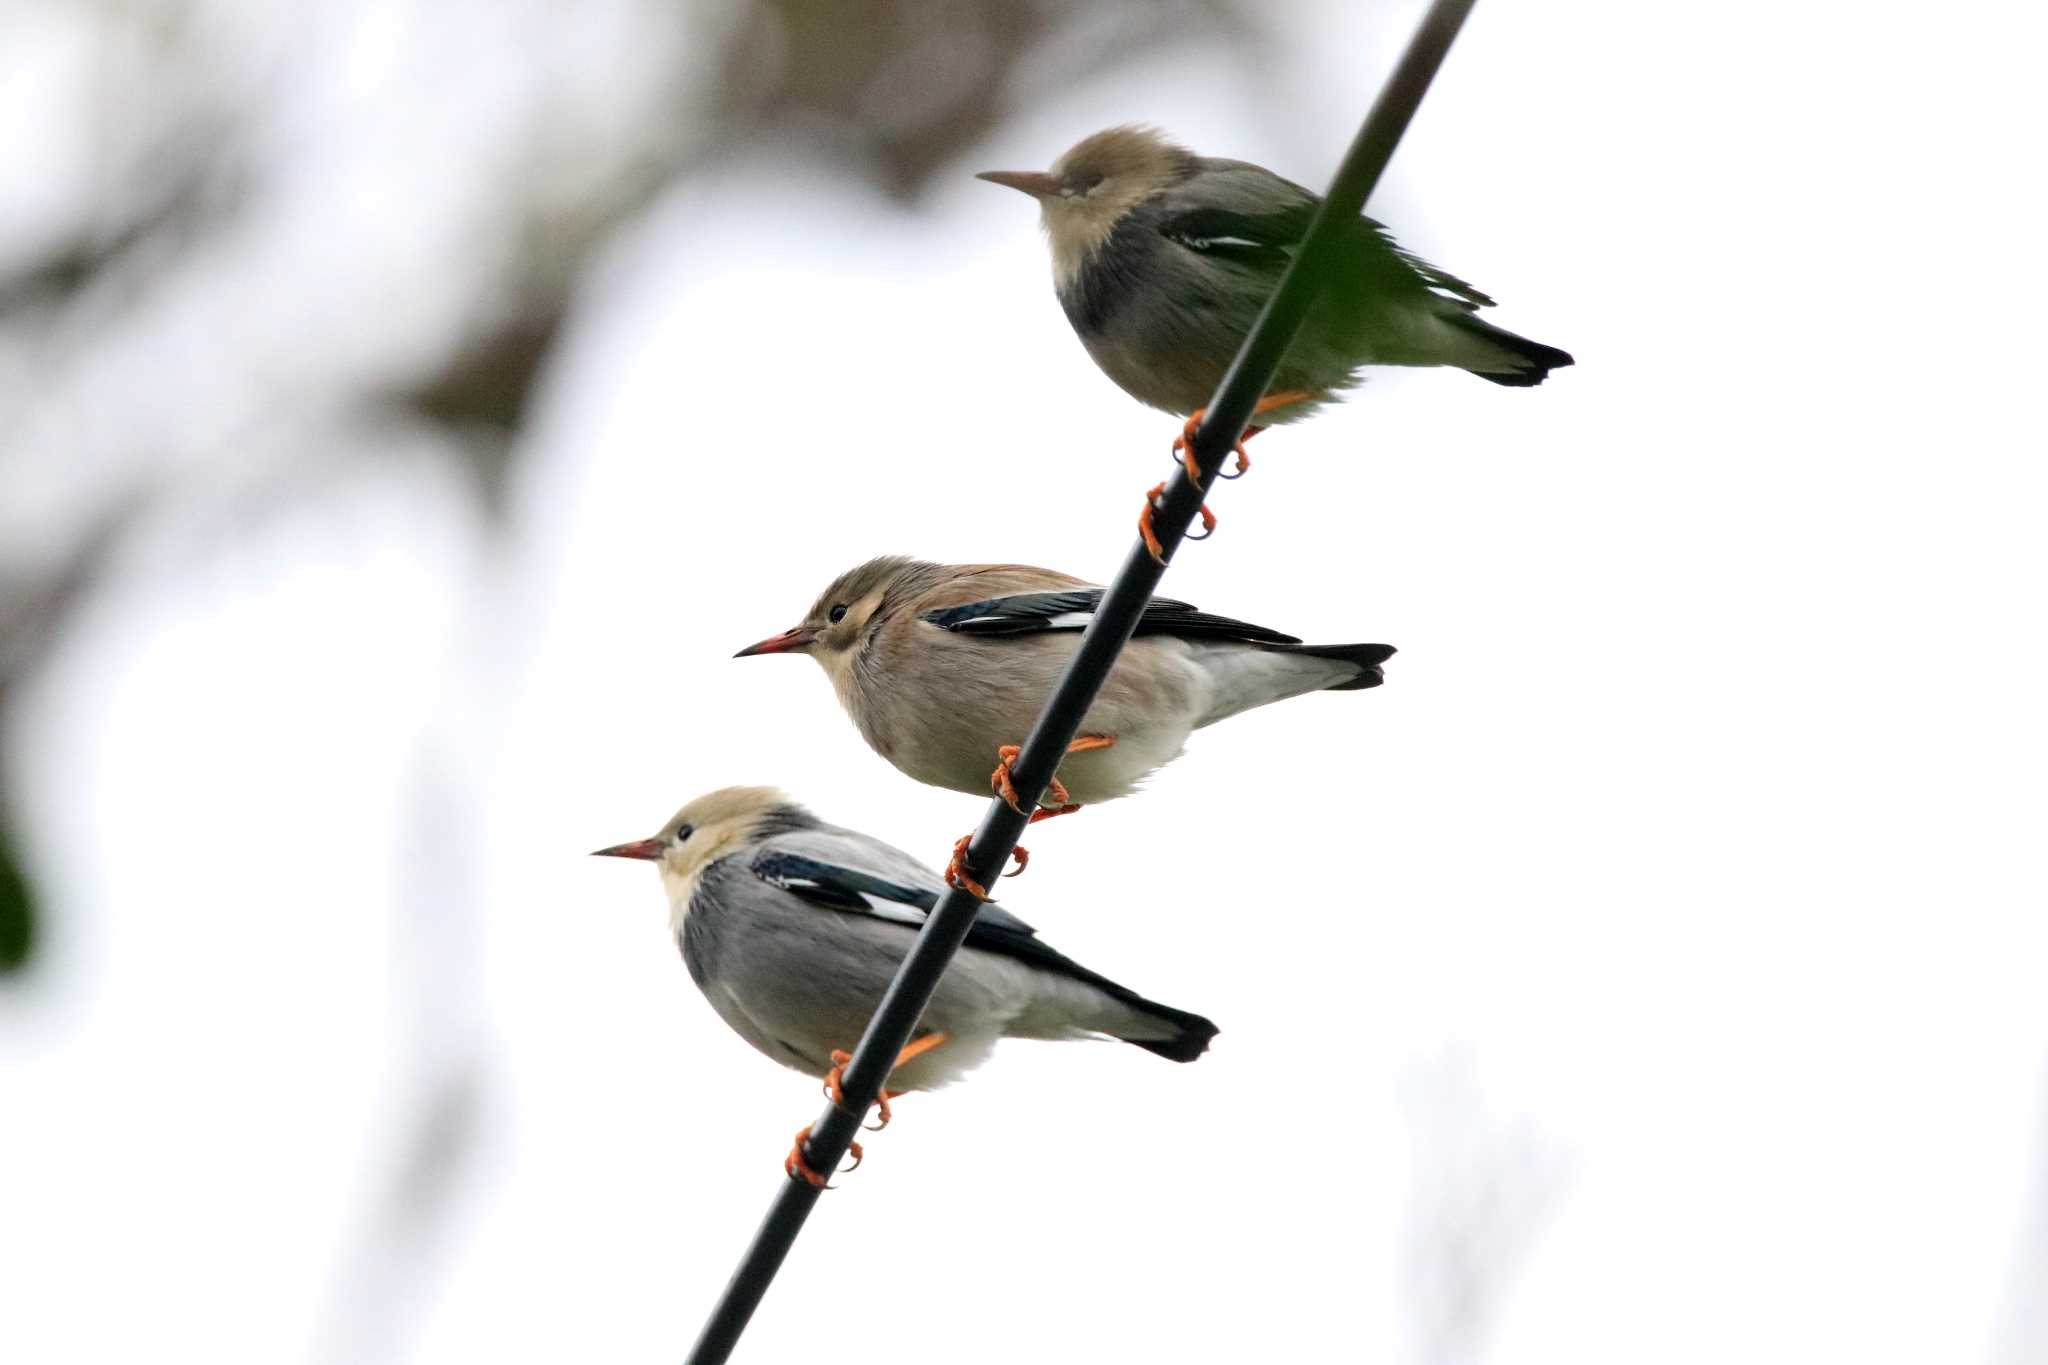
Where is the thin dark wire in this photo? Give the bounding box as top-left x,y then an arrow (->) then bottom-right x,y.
685,3 -> 1478,1359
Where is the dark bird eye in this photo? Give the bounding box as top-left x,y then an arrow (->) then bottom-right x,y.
828,604 -> 848,624
673,823 -> 694,843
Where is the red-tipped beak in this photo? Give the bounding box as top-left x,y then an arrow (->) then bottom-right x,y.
591,837 -> 664,861
976,169 -> 1062,198
733,626 -> 817,658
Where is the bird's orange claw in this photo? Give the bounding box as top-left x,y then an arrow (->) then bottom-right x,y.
785,1123 -> 861,1188
992,743 -> 1073,813
945,834 -> 1027,895
991,735 -> 1115,813
821,1034 -> 948,1134
1172,409 -> 1254,482
822,1049 -> 853,1109
1140,483 -> 1220,562
1141,482 -> 1220,561
1172,390 -> 1309,484
944,835 -> 993,901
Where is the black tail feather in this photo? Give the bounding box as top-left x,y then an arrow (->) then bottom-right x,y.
1451,313 -> 1574,386
1268,641 -> 1396,691
1120,1001 -> 1221,1063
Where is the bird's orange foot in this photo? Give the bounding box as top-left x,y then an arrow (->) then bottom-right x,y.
1171,409 -> 1254,482
945,834 -> 1025,900
1141,482 -> 1219,561
992,735 -> 1115,812
1253,388 -> 1315,420
1172,390 -> 1311,482
866,1033 -> 946,1131
944,835 -> 990,900
992,744 -> 1074,813
785,1123 -> 861,1188
821,1049 -> 853,1109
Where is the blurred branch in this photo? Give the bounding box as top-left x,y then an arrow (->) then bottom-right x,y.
710,0 -> 1256,195
0,167 -> 227,321
1402,1056 -> 1568,1365
0,500 -> 145,976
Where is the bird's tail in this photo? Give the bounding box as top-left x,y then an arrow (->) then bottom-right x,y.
1115,996 -> 1221,1064
1265,641 -> 1397,692
1447,313 -> 1575,387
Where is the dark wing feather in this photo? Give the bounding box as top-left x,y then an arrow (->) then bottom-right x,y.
745,849 -> 1148,994
921,588 -> 1300,646
750,850 -> 935,915
748,849 -> 1036,937
1158,193 -> 1496,311
1156,203 -> 1312,267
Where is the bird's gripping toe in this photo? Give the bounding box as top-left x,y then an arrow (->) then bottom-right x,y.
785,1124 -> 861,1188
944,834 -> 1026,900
1148,391 -> 1313,560
991,736 -> 1116,816
1141,485 -> 1217,562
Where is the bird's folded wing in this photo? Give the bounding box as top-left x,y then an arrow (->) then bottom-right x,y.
1155,204 -> 1314,266
1157,162 -> 1497,310
922,588 -> 1301,646
746,846 -> 1136,990
748,846 -> 1038,938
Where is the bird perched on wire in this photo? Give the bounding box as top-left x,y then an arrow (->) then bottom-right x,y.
977,124 -> 1572,557
735,556 -> 1394,895
593,786 -> 1218,1186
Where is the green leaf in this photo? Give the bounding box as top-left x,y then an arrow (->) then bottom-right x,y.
0,826 -> 35,974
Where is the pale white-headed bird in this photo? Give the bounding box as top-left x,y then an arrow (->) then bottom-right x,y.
593,786 -> 1218,1185
735,556 -> 1394,895
978,125 -> 1572,556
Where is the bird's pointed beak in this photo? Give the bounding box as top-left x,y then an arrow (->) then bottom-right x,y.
733,625 -> 817,658
591,837 -> 664,861
976,169 -> 1062,199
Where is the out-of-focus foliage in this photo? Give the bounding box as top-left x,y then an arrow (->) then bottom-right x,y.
0,827 -> 30,974
0,0 -> 1263,974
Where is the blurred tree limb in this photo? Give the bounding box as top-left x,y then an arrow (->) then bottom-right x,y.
0,0 -> 1265,975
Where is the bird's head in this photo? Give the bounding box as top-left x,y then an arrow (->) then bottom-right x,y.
592,786 -> 803,902
977,124 -> 1196,283
734,555 -> 944,690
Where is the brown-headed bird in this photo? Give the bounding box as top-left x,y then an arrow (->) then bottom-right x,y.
735,556 -> 1394,896
978,125 -> 1571,556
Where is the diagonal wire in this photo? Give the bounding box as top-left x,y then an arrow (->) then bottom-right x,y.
685,2 -> 1478,1359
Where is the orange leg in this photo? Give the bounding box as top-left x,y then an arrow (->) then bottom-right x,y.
1140,483 -> 1217,563
959,737 -> 1116,889
1169,391 -> 1310,480
814,1031 -> 952,1145
1171,410 -> 1250,482
869,1032 -> 948,1131
1009,799 -> 1087,878
821,1048 -> 855,1109
944,834 -> 1025,900
991,735 -> 1116,815
785,1123 -> 863,1188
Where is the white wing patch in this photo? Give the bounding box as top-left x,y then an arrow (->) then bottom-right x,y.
759,868 -> 928,928
1179,234 -> 1287,254
855,894 -> 928,928
945,609 -> 1093,631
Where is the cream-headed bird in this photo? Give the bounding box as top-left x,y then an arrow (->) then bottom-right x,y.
594,786 -> 1217,1185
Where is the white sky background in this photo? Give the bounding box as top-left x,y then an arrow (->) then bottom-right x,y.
4,1 -> 2046,1362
